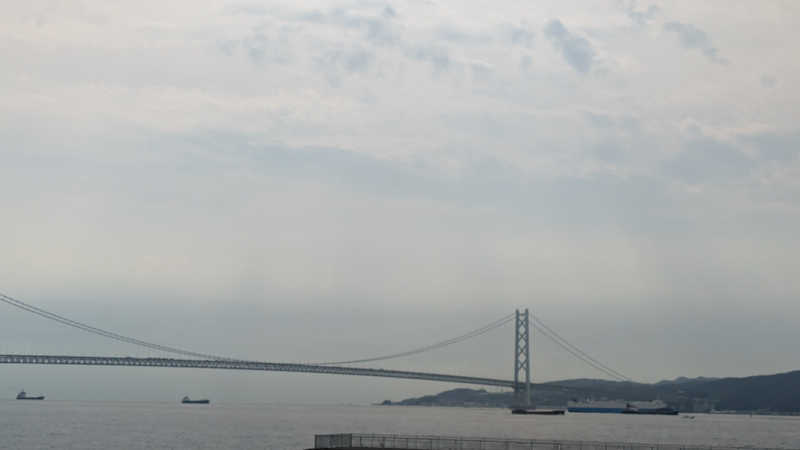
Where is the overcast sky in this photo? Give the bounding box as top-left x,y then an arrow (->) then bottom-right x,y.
1,0 -> 799,403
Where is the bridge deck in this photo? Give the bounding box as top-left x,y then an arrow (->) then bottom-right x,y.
0,354 -> 515,388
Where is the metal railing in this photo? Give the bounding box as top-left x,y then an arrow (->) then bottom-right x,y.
314,434 -> 794,450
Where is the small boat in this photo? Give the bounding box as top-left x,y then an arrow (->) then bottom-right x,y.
16,390 -> 45,400
511,408 -> 565,415
181,396 -> 210,404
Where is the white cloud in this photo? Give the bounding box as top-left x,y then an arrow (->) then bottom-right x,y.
543,19 -> 596,73
663,21 -> 727,64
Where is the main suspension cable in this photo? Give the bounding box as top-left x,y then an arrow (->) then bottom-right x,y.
0,291 -> 236,361
1,291 -> 512,367
530,314 -> 631,381
316,312 -> 515,365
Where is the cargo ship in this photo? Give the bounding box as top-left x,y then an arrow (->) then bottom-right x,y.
181,396 -> 210,404
568,399 -> 677,414
16,390 -> 45,400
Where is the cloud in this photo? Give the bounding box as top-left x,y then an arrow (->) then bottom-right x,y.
315,47 -> 375,85
407,44 -> 451,72
741,132 -> 800,163
225,3 -> 270,16
242,29 -> 272,63
543,19 -> 595,74
623,2 -> 659,26
468,60 -> 492,81
508,24 -> 535,48
434,25 -> 492,44
219,24 -> 293,65
664,21 -> 727,64
298,7 -> 399,45
662,137 -> 753,184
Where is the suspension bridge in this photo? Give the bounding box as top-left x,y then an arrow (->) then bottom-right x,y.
0,292 -> 628,406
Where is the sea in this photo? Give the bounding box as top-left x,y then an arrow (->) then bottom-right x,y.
2,401 -> 800,450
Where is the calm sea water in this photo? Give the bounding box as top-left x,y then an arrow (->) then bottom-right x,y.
2,401 -> 799,450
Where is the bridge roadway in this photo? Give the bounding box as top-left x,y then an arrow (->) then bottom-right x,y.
0,354 -> 515,388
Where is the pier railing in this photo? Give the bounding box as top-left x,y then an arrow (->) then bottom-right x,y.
314,434 -> 793,450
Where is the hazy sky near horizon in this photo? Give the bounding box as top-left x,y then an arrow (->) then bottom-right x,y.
2,0 -> 800,403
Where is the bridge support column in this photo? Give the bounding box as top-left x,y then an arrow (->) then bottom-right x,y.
513,308 -> 531,407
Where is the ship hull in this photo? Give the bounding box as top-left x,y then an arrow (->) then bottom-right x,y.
628,408 -> 679,415
511,409 -> 565,415
567,407 -> 623,413
17,396 -> 45,400
568,400 -> 677,415
569,407 -> 678,414
182,399 -> 210,404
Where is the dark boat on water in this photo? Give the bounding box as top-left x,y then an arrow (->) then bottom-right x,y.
16,390 -> 45,400
511,408 -> 565,415
641,407 -> 679,415
181,396 -> 210,404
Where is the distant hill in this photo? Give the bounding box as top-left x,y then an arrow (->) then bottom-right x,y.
394,388 -> 511,407
655,376 -> 720,385
389,370 -> 800,413
683,370 -> 800,412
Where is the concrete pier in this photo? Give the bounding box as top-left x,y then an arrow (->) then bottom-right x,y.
312,433 -> 796,450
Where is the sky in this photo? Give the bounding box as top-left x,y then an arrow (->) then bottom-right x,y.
1,0 -> 799,403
